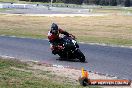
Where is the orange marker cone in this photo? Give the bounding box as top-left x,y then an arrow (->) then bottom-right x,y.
84,71 -> 88,78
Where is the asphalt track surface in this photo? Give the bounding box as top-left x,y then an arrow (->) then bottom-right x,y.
0,5 -> 100,15
0,36 -> 132,80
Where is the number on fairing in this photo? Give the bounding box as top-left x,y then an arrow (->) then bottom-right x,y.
72,40 -> 76,44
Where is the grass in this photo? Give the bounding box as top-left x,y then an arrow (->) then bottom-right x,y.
0,58 -> 101,88
0,58 -> 28,68
92,7 -> 132,14
0,15 -> 132,46
0,0 -> 17,3
0,8 -> 11,11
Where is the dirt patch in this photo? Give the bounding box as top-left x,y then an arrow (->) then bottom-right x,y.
26,61 -> 132,88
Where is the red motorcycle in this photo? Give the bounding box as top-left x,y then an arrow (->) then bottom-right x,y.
52,35 -> 85,62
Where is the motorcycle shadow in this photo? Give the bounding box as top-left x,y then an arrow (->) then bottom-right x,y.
56,57 -> 88,63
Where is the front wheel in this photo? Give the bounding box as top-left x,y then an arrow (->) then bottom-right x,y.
75,49 -> 85,62
58,52 -> 66,58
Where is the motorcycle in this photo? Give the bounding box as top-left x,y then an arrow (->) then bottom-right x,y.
52,35 -> 86,62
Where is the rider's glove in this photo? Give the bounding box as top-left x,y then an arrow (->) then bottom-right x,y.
69,34 -> 76,39
57,45 -> 64,50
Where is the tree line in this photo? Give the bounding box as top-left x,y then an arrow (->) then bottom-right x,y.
20,0 -> 132,7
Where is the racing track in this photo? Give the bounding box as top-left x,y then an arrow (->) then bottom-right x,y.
0,36 -> 132,80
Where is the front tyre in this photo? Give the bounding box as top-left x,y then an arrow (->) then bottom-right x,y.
75,49 -> 85,62
58,52 -> 65,58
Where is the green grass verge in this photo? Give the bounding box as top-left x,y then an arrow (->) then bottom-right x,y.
0,58 -> 28,68
92,7 -> 132,14
0,0 -> 17,3
0,58 -> 101,88
78,36 -> 132,46
0,8 -> 13,12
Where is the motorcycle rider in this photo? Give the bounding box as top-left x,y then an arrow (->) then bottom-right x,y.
48,23 -> 75,55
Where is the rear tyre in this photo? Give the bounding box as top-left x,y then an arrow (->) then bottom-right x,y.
75,49 -> 85,62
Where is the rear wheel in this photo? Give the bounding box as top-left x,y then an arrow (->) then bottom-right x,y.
75,49 -> 85,62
